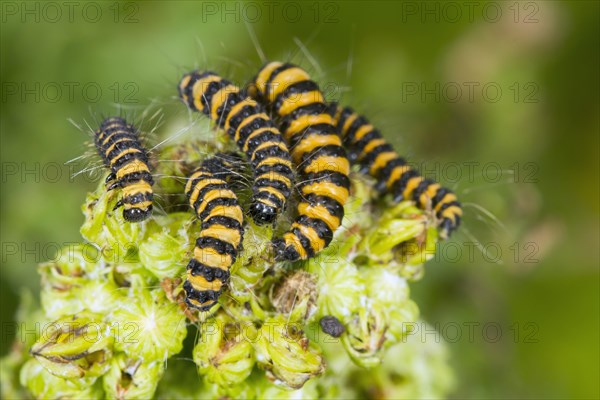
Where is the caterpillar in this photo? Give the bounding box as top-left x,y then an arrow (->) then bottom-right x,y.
178,71 -> 293,225
183,153 -> 245,311
95,116 -> 154,222
329,104 -> 462,238
249,62 -> 351,261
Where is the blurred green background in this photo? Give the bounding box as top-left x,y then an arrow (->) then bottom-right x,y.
1,1 -> 598,398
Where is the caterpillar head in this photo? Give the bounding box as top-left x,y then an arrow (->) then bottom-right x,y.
183,280 -> 220,312
123,206 -> 152,222
249,202 -> 278,225
272,238 -> 301,262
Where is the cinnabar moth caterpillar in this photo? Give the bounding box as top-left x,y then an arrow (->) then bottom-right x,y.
329,104 -> 462,237
95,116 -> 153,222
178,71 -> 293,226
249,62 -> 351,261
183,153 -> 245,311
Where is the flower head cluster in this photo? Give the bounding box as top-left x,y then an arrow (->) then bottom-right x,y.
1,138 -> 454,399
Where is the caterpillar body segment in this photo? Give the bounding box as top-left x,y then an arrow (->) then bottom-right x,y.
95,117 -> 154,222
250,62 -> 351,261
329,104 -> 462,238
178,71 -> 293,225
183,154 -> 245,311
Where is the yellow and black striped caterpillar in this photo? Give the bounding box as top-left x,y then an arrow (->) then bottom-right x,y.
249,62 -> 351,261
329,104 -> 462,238
178,71 -> 293,225
95,116 -> 154,222
183,153 -> 245,311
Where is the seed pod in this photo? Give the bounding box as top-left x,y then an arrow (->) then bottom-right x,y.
341,306 -> 387,368
253,316 -> 325,389
138,213 -> 195,280
193,314 -> 255,388
102,353 -> 165,400
30,311 -> 113,379
80,179 -> 143,262
19,358 -> 103,400
110,288 -> 187,361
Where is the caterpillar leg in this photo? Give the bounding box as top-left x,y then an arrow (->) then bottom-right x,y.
106,179 -> 122,191
105,172 -> 116,184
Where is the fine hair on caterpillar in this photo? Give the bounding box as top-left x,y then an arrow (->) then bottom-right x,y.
68,104 -> 164,182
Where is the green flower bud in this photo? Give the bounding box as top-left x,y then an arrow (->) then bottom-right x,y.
110,287 -> 187,361
112,260 -> 158,289
38,243 -> 100,285
362,264 -> 419,343
39,284 -> 81,321
41,273 -> 125,320
360,202 -> 427,263
394,225 -> 438,281
339,265 -> 422,368
19,358 -> 103,399
362,265 -> 411,306
80,180 -> 145,263
102,353 -> 165,399
139,212 -> 195,280
368,323 -> 455,399
338,173 -> 377,236
222,293 -> 269,325
341,305 -> 387,368
193,314 -> 255,387
254,316 -> 325,389
367,264 -> 417,333
85,278 -> 127,313
229,220 -> 274,303
154,139 -> 219,198
385,300 -> 420,344
37,244 -> 106,319
308,253 -> 364,323
30,311 -> 113,379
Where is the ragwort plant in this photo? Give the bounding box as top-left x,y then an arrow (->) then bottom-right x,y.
1,127 -> 454,399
